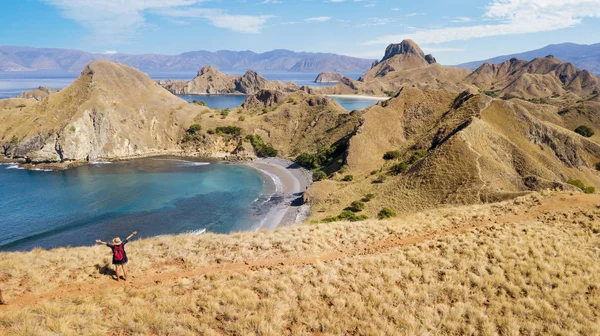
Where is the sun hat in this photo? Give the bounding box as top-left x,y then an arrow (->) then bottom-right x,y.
112,237 -> 122,245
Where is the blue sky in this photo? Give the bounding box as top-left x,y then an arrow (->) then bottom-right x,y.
1,0 -> 600,64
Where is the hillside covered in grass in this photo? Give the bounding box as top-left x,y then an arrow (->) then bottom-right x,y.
0,192 -> 598,334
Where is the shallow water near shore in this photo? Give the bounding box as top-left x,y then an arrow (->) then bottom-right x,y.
0,158 -> 272,251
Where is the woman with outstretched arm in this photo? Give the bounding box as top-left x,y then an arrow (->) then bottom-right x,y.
96,231 -> 137,281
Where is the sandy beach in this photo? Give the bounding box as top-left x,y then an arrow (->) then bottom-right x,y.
245,157 -> 313,230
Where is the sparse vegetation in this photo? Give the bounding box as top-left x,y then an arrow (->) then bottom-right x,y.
187,124 -> 201,134
377,207 -> 396,220
362,193 -> 375,202
346,200 -> 365,213
372,175 -> 386,184
567,179 -> 596,194
342,175 -> 354,182
575,125 -> 594,137
313,170 -> 328,181
191,100 -> 206,106
294,144 -> 346,171
383,150 -> 401,160
389,162 -> 408,175
215,126 -> 241,136
220,108 -> 231,119
16,104 -> 26,108
10,135 -> 19,145
238,115 -> 246,122
595,162 -> 600,171
322,209 -> 368,223
245,134 -> 278,157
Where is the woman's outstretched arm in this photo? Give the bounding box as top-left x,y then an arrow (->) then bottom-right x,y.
126,231 -> 137,241
95,239 -> 108,245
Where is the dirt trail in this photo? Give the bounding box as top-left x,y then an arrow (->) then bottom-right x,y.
1,193 -> 597,310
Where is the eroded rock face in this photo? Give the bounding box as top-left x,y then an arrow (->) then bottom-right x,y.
0,60 -> 201,163
381,39 -> 425,62
314,72 -> 344,83
18,87 -> 58,101
242,90 -> 288,110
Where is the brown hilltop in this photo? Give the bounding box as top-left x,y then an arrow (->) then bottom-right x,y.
0,60 -> 205,163
161,66 -> 299,95
468,56 -> 600,99
319,40 -> 471,96
306,86 -> 600,220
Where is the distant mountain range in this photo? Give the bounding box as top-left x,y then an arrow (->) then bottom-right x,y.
0,46 -> 374,73
457,42 -> 600,74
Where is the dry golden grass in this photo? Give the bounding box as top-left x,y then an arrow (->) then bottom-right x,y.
1,192 -> 599,335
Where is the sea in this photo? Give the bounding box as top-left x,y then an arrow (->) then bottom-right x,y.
0,158 -> 277,251
0,70 -> 377,251
0,71 -> 381,111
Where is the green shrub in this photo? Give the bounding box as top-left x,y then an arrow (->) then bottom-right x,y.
191,100 -> 206,106
16,104 -> 26,108
362,193 -> 375,202
370,170 -> 378,175
187,123 -> 201,134
383,150 -> 401,160
377,208 -> 396,220
567,179 -> 585,190
216,126 -> 241,136
245,134 -> 278,158
313,171 -> 328,181
295,153 -> 322,170
584,186 -> 596,194
596,162 -> 600,171
575,125 -> 594,137
10,135 -> 19,145
347,201 -> 365,213
220,108 -> 231,119
373,175 -> 385,184
207,129 -> 215,135
238,115 -> 246,122
408,149 -> 427,163
390,162 -> 408,175
342,175 -> 354,182
323,210 -> 368,223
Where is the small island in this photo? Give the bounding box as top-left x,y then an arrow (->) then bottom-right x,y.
314,72 -> 344,83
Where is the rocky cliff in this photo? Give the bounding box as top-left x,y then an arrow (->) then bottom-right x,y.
161,66 -> 300,95
0,61 -> 204,163
17,86 -> 58,101
314,72 -> 344,83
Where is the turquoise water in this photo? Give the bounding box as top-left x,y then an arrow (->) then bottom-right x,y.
0,158 -> 267,251
176,94 -> 383,111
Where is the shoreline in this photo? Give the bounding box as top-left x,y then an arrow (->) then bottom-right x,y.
244,157 -> 313,229
2,153 -> 313,233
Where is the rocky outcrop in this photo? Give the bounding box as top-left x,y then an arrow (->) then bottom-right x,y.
0,60 -> 204,163
160,66 -> 300,95
314,72 -> 344,83
18,86 -> 58,101
241,90 -> 288,110
381,39 -> 426,62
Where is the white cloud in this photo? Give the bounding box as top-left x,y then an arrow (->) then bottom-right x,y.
451,16 -> 472,23
363,0 -> 600,45
305,16 -> 332,22
103,50 -> 118,54
42,0 -> 272,42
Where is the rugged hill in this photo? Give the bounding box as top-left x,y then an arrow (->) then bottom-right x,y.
319,40 -> 471,96
0,61 -> 356,165
0,46 -> 374,73
17,86 -> 58,101
467,56 -> 600,99
0,61 -> 205,163
0,192 -> 598,334
457,42 -> 600,74
305,86 -> 600,220
160,66 -> 300,95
